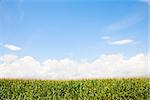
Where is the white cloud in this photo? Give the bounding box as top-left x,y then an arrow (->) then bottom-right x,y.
101,36 -> 110,40
4,44 -> 22,51
102,11 -> 144,34
0,55 -> 43,78
0,53 -> 149,79
101,36 -> 134,45
109,39 -> 134,45
0,54 -> 18,63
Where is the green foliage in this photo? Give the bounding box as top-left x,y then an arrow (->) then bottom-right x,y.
0,78 -> 150,100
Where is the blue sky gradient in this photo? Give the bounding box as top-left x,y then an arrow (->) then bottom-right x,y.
0,0 -> 149,61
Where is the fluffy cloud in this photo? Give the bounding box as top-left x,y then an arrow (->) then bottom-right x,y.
0,54 -> 149,79
0,54 -> 18,63
4,44 -> 22,51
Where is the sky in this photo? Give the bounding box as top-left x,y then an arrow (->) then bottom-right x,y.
0,0 -> 149,79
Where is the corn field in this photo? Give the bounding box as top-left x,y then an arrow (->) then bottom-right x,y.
0,78 -> 150,100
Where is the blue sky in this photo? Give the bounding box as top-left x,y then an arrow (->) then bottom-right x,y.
0,0 -> 149,61
0,0 -> 149,79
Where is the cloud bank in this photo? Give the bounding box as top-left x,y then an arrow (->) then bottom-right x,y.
0,54 -> 149,79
